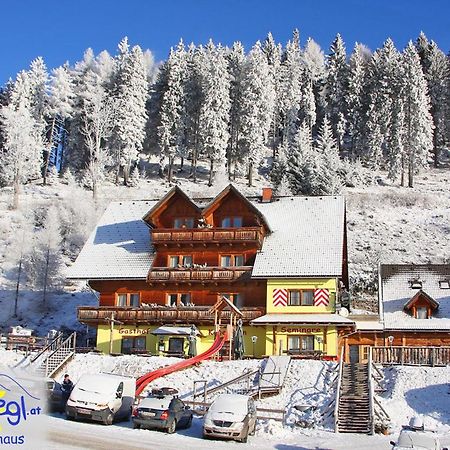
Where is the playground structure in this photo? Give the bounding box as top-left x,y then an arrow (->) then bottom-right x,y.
135,296 -> 242,396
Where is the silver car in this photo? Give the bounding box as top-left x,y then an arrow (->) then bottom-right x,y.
203,394 -> 257,443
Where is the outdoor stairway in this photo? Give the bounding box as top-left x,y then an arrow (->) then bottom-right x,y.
337,363 -> 372,434
32,332 -> 77,378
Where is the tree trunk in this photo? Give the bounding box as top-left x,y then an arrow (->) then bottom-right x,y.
433,131 -> 439,168
408,154 -> 414,188
208,160 -> 214,187
180,157 -> 184,171
167,157 -> 174,183
14,256 -> 22,317
43,246 -> 50,306
400,155 -> 405,187
92,178 -> 98,201
248,161 -> 253,187
43,117 -> 57,185
13,176 -> 20,210
123,160 -> 131,186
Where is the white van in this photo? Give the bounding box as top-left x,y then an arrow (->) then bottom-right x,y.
66,374 -> 135,425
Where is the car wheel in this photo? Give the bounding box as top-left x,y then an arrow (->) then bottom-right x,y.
133,423 -> 141,429
241,433 -> 248,443
167,419 -> 177,434
104,413 -> 114,425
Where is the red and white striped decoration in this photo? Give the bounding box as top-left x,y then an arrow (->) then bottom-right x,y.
314,289 -> 330,306
273,289 -> 288,307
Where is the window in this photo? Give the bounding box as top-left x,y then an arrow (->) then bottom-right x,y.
168,255 -> 193,268
287,335 -> 314,352
121,337 -> 146,354
116,293 -> 140,307
417,307 -> 428,319
220,254 -> 245,267
288,290 -> 314,306
174,217 -> 194,229
221,216 -> 243,228
439,280 -> 450,289
167,293 -> 191,307
221,293 -> 244,308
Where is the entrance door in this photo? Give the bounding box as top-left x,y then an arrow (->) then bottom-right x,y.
349,345 -> 359,363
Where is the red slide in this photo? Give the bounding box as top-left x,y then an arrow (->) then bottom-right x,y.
135,332 -> 228,396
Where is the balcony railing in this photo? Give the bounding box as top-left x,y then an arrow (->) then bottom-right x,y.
151,226 -> 263,246
77,305 -> 265,325
147,266 -> 252,282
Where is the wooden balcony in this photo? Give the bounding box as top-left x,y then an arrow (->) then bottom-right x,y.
151,226 -> 263,247
77,305 -> 265,325
372,346 -> 450,367
147,266 -> 252,283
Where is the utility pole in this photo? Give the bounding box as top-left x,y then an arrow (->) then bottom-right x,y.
105,312 -> 123,354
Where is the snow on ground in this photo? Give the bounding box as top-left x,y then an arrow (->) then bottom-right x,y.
380,365 -> 450,435
2,351 -> 450,449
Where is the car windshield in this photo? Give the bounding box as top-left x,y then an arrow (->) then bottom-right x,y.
397,430 -> 439,449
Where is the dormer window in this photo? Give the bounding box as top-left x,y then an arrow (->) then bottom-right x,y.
409,279 -> 422,289
174,217 -> 194,229
221,216 -> 243,228
439,280 -> 450,289
404,290 -> 439,320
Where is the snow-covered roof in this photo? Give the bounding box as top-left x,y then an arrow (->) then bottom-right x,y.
251,314 -> 354,325
380,264 -> 450,331
251,196 -> 345,278
355,320 -> 384,331
151,326 -> 200,336
66,201 -> 156,280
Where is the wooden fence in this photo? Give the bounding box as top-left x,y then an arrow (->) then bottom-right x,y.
372,346 -> 450,366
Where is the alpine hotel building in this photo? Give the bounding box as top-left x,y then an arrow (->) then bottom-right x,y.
69,185 -> 352,358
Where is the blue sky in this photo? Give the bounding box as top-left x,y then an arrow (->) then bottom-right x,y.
1,0 -> 449,85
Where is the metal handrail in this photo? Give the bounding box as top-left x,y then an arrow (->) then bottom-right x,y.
42,332 -> 77,377
334,346 -> 344,433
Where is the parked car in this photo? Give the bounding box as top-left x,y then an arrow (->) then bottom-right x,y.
203,393 -> 257,443
132,387 -> 193,433
66,373 -> 135,425
45,378 -> 65,412
390,418 -> 448,450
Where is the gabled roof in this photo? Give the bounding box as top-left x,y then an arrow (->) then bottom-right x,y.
251,196 -> 346,278
142,186 -> 202,226
380,264 -> 450,331
202,184 -> 271,232
404,289 -> 439,311
67,201 -> 155,280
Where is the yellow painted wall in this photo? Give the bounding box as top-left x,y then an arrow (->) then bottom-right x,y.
96,324 -> 267,357
263,325 -> 338,357
266,278 -> 337,313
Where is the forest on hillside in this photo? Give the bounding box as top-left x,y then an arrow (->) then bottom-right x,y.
0,31 -> 449,210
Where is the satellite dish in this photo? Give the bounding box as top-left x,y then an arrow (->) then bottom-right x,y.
339,307 -> 349,317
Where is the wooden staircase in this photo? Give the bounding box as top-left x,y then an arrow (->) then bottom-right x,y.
336,363 -> 372,434
32,332 -> 77,378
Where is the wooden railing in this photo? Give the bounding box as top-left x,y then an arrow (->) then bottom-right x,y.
148,266 -> 252,282
334,346 -> 344,433
78,305 -> 265,324
151,226 -> 263,245
372,346 -> 450,366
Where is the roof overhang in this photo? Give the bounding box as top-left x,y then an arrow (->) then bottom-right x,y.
250,314 -> 354,326
403,289 -> 439,311
151,325 -> 201,336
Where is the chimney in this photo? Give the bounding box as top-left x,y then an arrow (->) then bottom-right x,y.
262,187 -> 273,203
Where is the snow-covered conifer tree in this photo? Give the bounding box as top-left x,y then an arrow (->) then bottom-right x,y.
112,38 -> 148,185
198,42 -> 230,186
239,41 -> 275,186
325,34 -> 348,149
401,42 -> 434,187
158,40 -> 187,182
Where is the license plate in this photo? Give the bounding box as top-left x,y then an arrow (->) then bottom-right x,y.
76,408 -> 91,415
141,411 -> 155,417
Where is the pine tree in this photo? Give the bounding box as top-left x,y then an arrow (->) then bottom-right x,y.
0,71 -> 43,208
401,42 -> 434,188
365,38 -> 401,169
158,40 -> 187,182
239,41 -> 275,186
198,42 -> 230,186
325,34 -> 348,149
112,39 -> 148,185
227,41 -> 246,179
347,43 -> 371,158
